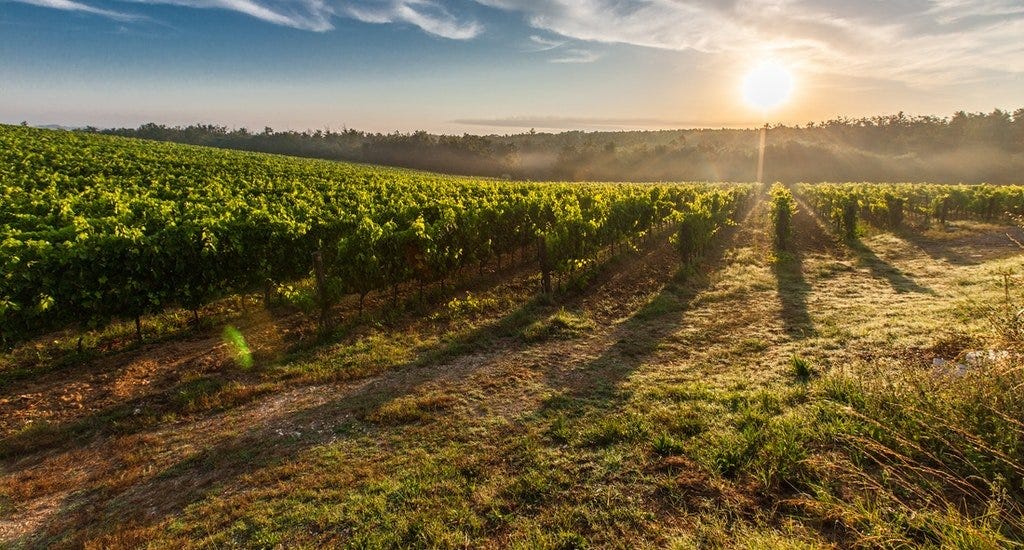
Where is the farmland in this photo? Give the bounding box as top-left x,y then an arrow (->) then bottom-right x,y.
0,125 -> 748,346
1,126 -> 1023,548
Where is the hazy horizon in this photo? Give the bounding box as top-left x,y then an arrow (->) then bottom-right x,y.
3,1 -> 1023,133
11,108 -> 1024,137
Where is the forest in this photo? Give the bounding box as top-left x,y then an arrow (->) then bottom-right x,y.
87,108 -> 1024,183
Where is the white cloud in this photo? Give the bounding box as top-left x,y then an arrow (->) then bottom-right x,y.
12,0 -> 1024,82
10,0 -> 144,22
472,0 -> 1024,85
527,34 -> 564,51
549,48 -> 600,64
19,0 -> 483,37
124,0 -> 334,30
526,33 -> 599,63
929,0 -> 1024,21
344,0 -> 481,39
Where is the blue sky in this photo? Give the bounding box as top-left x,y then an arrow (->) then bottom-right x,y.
2,0 -> 1023,133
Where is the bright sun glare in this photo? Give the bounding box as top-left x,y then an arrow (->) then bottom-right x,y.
742,60 -> 794,111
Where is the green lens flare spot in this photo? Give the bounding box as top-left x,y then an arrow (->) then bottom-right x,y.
223,325 -> 253,369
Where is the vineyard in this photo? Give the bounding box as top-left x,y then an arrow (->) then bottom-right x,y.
3,126 -> 1024,548
0,125 -> 750,347
796,182 -> 1024,238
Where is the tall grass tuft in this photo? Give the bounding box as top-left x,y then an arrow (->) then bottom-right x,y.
810,358 -> 1024,546
696,301 -> 1024,546
789,355 -> 813,381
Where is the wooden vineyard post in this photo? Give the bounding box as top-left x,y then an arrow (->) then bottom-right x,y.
537,236 -> 552,294
312,250 -> 331,332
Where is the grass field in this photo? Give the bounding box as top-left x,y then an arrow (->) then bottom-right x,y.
2,182 -> 1023,548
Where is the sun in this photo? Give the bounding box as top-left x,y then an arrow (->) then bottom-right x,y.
742,60 -> 794,111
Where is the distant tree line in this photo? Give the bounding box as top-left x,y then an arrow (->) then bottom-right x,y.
89,109 -> 1024,183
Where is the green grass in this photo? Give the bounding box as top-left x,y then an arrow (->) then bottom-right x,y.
789,355 -> 813,381
366,392 -> 458,425
520,308 -> 595,342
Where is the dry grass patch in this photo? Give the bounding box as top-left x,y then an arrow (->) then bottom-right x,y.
366,392 -> 459,425
520,308 -> 595,343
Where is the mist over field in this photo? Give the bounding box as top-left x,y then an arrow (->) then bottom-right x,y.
93,109 -> 1024,183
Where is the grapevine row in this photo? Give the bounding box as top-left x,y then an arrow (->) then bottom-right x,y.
795,182 -> 1024,237
0,125 -> 750,346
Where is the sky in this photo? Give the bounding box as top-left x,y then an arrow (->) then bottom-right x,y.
2,0 -> 1023,134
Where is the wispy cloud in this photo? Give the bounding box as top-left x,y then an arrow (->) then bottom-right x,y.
527,34 -> 563,51
473,0 -> 1024,84
526,34 -> 599,63
11,0 -> 1024,83
15,0 -> 483,37
549,48 -> 600,64
929,0 -> 1024,21
124,0 -> 333,30
126,0 -> 484,36
10,0 -> 144,22
343,0 -> 481,39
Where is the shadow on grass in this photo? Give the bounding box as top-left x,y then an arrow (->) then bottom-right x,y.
894,226 -> 982,267
11,296 -> 549,547
788,195 -> 932,295
849,238 -> 935,295
0,245 -> 543,436
538,200 -> 756,410
9,234 -> 680,547
767,199 -> 853,339
0,288 -> 544,461
0,252 -> 549,461
773,252 -> 814,338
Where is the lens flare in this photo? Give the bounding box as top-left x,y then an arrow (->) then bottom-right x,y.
223,325 -> 253,369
